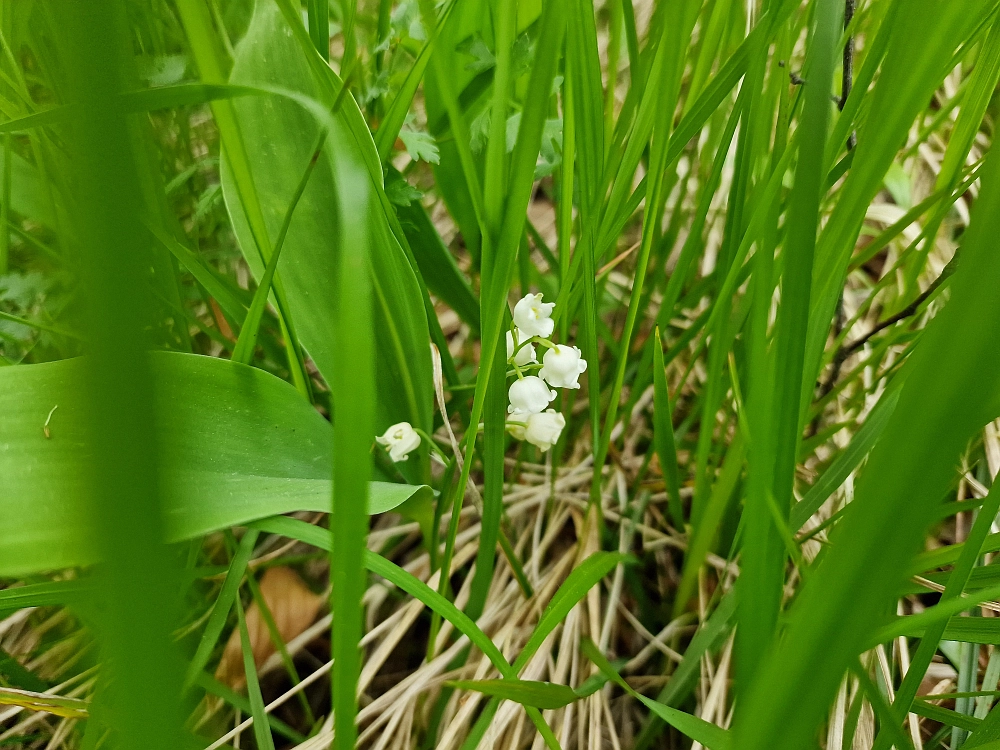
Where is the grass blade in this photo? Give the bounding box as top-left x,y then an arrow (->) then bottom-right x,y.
329,154 -> 374,750
184,529 -> 260,688
652,327 -> 684,529
235,594 -> 276,750
583,638 -> 732,750
61,3 -> 186,747
737,0 -> 841,691
445,679 -> 580,710
232,129 -> 327,365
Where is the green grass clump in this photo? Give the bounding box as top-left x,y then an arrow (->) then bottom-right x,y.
2,0 -> 1000,748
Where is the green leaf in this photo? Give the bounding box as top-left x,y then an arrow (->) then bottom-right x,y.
446,679 -> 580,710
514,552 -> 628,672
222,0 -> 432,435
148,226 -> 249,322
0,352 -> 428,576
393,177 -> 480,330
399,130 -> 440,164
874,464 -> 1000,749
910,701 -> 982,733
385,172 -> 425,206
790,386 -> 900,531
582,639 -> 732,750
248,515 -> 514,674
0,580 -> 89,612
328,129 -> 375,750
652,327 -> 684,529
236,595 -> 276,750
805,0 -> 994,413
185,529 -> 260,689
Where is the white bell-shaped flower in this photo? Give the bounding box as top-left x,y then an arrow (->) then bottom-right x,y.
376,421 -> 421,462
539,344 -> 588,389
513,293 -> 555,338
506,420 -> 526,441
506,329 -> 537,366
523,410 -> 565,451
507,375 -> 556,415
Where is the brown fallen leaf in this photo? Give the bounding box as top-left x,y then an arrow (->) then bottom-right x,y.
215,567 -> 323,690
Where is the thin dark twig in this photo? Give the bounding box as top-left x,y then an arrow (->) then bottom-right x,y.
838,252 -> 959,360
812,252 -> 961,417
841,0 -> 856,148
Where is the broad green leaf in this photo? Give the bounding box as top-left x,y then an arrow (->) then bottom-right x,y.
178,0 -> 311,396
393,188 -> 479,330
222,0 -> 432,435
0,352 -> 428,576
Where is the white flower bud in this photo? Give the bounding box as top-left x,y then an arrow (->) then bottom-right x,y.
507,375 -> 556,415
539,344 -> 588,389
375,421 -> 421,462
506,329 -> 537,366
523,409 -> 565,451
513,293 -> 555,338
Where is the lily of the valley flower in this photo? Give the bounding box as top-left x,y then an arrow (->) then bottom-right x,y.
507,375 -> 556,415
513,293 -> 555,338
506,329 -> 537,366
512,410 -> 565,451
376,421 -> 421,462
539,344 -> 588,389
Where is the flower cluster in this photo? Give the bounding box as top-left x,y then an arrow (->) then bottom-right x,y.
374,293 -> 586,462
504,293 -> 587,452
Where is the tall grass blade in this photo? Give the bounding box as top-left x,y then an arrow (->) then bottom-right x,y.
582,639 -> 732,750
449,0 -> 567,613
738,0 -> 840,693
652,327 -> 684,529
235,594 -> 277,750
329,154 -> 373,750
61,2 -> 186,748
